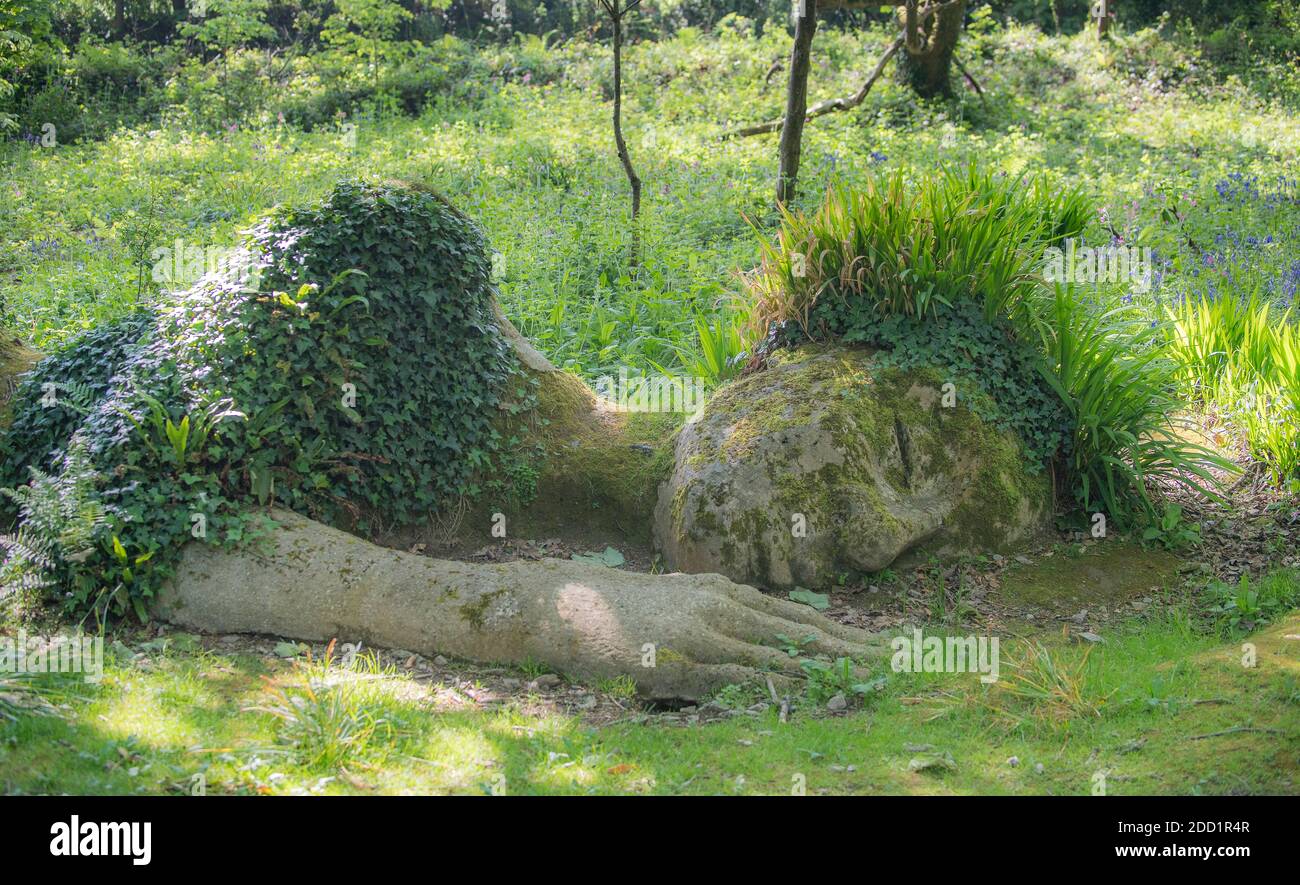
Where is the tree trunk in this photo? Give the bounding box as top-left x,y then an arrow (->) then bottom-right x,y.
777,0 -> 818,206
611,14 -> 642,267
896,0 -> 965,100
1097,0 -> 1110,38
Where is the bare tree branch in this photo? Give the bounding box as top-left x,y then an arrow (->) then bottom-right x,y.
601,0 -> 642,266
723,34 -> 903,139
721,0 -> 962,140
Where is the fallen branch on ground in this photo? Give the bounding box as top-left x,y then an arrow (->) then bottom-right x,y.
1189,726 -> 1284,740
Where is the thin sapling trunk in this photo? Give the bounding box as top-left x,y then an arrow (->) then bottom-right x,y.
777,0 -> 818,206
601,0 -> 643,267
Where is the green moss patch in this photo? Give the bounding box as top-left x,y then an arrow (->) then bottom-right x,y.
1000,541 -> 1182,610
460,367 -> 682,548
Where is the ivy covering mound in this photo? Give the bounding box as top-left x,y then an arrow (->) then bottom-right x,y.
816,301 -> 1071,471
0,180 -> 520,619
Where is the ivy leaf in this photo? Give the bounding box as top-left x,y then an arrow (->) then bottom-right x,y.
788,588 -> 830,611
571,546 -> 626,568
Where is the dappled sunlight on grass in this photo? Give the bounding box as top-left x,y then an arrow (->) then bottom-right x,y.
1,609 -> 1296,795
83,674 -> 204,749
403,719 -> 506,794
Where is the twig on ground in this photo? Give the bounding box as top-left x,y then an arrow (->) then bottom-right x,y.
1190,726 -> 1283,740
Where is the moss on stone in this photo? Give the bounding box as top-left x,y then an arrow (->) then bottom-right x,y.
459,588 -> 508,630
936,419 -> 1052,555
460,366 -> 682,547
655,647 -> 690,665
660,344 -> 1053,586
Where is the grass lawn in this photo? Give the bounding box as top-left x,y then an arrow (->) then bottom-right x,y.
4,565 -> 1297,796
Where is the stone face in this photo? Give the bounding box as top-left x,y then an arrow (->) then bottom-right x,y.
654,347 -> 1052,590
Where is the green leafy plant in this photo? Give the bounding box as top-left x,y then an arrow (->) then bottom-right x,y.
596,674 -> 638,700
1141,673 -> 1180,714
787,587 -> 829,611
927,565 -> 976,624
710,681 -> 764,711
1207,570 -> 1300,636
244,640 -> 397,771
119,393 -> 245,468
1214,576 -> 1262,634
1164,290 -> 1300,481
1037,287 -> 1233,525
799,656 -> 884,705
518,657 -> 548,680
1,181 -> 527,620
672,315 -> 751,387
97,534 -> 156,622
774,632 -> 816,657
116,195 -> 166,302
744,165 -> 1087,341
320,0 -> 412,95
1141,503 -> 1201,550
1,442 -> 107,609
178,0 -> 276,125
